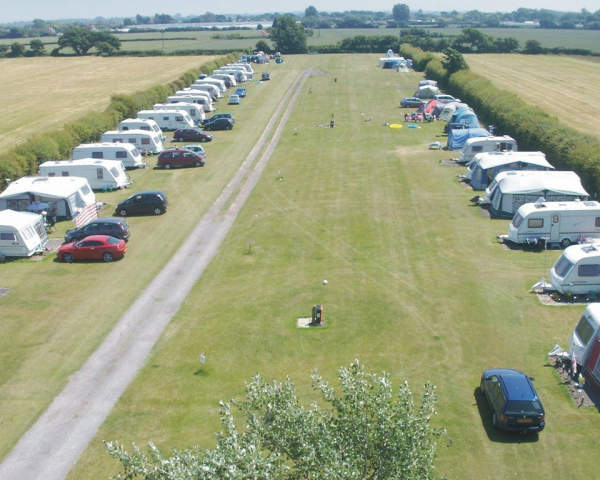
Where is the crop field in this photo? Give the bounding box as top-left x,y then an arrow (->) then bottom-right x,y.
465,54 -> 600,137
0,54 -> 575,480
0,55 -> 216,150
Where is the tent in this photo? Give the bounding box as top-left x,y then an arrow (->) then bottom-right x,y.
0,176 -> 96,220
448,109 -> 480,129
439,102 -> 470,122
488,171 -> 589,218
447,128 -> 489,150
423,100 -> 438,116
467,152 -> 553,190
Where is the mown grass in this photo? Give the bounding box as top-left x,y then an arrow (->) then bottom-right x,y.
465,53 -> 600,137
65,54 -> 600,480
0,59 -> 299,460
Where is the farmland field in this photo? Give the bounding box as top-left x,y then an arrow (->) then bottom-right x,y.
0,56 -> 216,150
465,54 -> 600,137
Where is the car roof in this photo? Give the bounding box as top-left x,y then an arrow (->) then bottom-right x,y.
79,235 -> 115,242
87,217 -> 124,225
484,368 -> 537,400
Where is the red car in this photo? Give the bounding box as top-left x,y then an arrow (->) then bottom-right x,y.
58,235 -> 127,263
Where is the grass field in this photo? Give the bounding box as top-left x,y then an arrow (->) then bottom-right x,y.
0,55 -> 216,150
33,55 -> 596,480
465,54 -> 600,137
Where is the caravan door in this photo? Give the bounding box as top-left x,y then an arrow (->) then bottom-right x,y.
550,214 -> 560,243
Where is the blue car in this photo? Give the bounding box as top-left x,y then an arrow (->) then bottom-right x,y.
235,87 -> 247,97
480,368 -> 545,433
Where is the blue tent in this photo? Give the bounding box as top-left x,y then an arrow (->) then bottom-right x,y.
447,128 -> 490,150
453,110 -> 480,128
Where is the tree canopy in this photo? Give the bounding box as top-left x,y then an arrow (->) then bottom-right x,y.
106,360 -> 443,479
57,27 -> 120,55
392,4 -> 410,24
269,15 -> 307,54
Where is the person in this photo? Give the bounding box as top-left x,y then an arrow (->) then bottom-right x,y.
330,119 -> 335,128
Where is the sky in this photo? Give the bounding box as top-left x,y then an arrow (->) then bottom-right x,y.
1,0 -> 598,23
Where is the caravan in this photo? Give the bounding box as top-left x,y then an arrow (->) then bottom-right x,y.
213,68 -> 247,82
504,200 -> 600,248
72,143 -> 145,169
153,102 -> 205,123
118,118 -> 164,141
196,77 -> 227,93
39,159 -> 131,191
210,73 -> 236,87
549,243 -> 600,295
167,94 -> 214,112
136,109 -> 195,131
458,136 -> 518,165
0,209 -> 48,257
189,83 -> 221,99
100,130 -> 164,154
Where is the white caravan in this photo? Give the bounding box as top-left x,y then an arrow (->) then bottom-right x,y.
100,130 -> 164,154
153,102 -> 205,123
504,200 -> 600,248
214,68 -> 247,82
136,109 -> 195,131
458,135 -> 518,165
167,94 -> 214,112
73,143 -> 145,169
0,176 -> 96,220
228,63 -> 254,78
39,159 -> 131,191
210,73 -> 236,87
196,77 -> 227,93
189,82 -> 221,99
550,242 -> 600,295
118,118 -> 164,141
570,303 -> 600,366
0,209 -> 48,257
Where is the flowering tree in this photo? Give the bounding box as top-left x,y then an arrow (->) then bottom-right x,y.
106,360 -> 443,479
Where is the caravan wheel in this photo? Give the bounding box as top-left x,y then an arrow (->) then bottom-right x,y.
561,238 -> 571,249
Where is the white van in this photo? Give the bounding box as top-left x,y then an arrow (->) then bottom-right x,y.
0,209 -> 47,257
118,118 -> 164,141
503,200 -> 600,248
153,102 -> 205,124
101,130 -> 164,155
549,242 -> 600,295
39,159 -> 131,191
72,142 -> 145,169
136,109 -> 195,131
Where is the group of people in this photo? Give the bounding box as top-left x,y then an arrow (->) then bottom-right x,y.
404,112 -> 436,123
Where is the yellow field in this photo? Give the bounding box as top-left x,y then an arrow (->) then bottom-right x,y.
0,56 -> 216,150
465,54 -> 600,137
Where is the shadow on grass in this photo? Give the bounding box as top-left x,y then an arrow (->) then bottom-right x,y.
473,387 -> 540,444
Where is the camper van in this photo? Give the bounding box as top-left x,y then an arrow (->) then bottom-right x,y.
465,151 -> 552,190
39,159 -> 131,191
189,83 -> 221,99
167,94 -> 214,112
458,136 -> 518,165
549,242 -> 600,295
504,200 -> 600,248
0,209 -> 48,257
72,143 -> 145,169
118,118 -> 164,141
153,102 -> 205,123
136,109 -> 195,131
100,130 -> 164,155
482,170 -> 589,218
210,73 -> 236,87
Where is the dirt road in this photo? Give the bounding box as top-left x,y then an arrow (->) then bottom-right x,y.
0,68 -> 311,480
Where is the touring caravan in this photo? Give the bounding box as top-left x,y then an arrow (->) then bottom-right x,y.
39,159 -> 131,191
196,77 -> 226,93
458,136 -> 518,165
136,109 -> 195,131
484,171 -> 588,218
213,68 -> 247,82
72,143 -> 145,169
466,151 -> 552,190
569,304 -> 600,367
100,130 -> 164,155
0,176 -> 96,220
0,209 -> 48,258
118,118 -> 164,141
503,200 -> 600,248
167,94 -> 214,112
549,242 -> 600,295
210,73 -> 236,87
189,83 -> 221,99
153,102 -> 205,124
228,62 -> 254,78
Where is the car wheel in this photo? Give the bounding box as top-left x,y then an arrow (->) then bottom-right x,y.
119,209 -> 127,216
561,238 -> 571,249
227,124 -> 233,130
195,161 -> 201,167
153,207 -> 162,215
63,253 -> 74,263
165,163 -> 171,169
103,252 -> 114,262
174,137 -> 181,142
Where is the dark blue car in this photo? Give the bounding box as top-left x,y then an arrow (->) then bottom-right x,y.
480,368 -> 545,433
235,87 -> 247,97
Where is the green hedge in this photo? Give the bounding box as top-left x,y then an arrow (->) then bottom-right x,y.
0,53 -> 237,188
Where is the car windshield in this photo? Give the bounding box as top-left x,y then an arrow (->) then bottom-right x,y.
505,400 -> 543,415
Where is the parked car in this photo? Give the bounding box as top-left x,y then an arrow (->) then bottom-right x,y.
172,128 -> 213,142
228,94 -> 240,105
115,190 -> 168,216
400,97 -> 426,108
275,57 -> 283,64
235,87 -> 247,97
203,117 -> 234,131
198,74 -> 207,79
434,94 -> 460,104
157,148 -> 205,169
64,218 -> 130,243
480,368 -> 545,433
204,113 -> 234,125
181,144 -> 206,156
58,235 -> 127,263
261,72 -> 270,81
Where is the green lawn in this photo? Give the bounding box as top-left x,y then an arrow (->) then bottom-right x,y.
60,54 -> 599,480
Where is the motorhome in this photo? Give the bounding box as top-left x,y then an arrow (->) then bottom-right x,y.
458,136 -> 518,165
504,200 -> 600,248
0,209 -> 48,257
549,242 -> 600,295
39,159 -> 131,191
100,130 -> 164,154
72,143 -> 145,169
153,102 -> 205,123
118,118 -> 164,141
136,109 -> 195,131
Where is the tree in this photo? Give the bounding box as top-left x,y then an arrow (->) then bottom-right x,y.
524,39 -> 543,54
269,15 -> 307,54
106,360 -> 444,479
442,47 -> 468,73
305,5 -> 318,17
392,4 -> 410,24
57,28 -> 120,55
8,42 -> 25,57
255,39 -> 271,53
29,39 -> 45,56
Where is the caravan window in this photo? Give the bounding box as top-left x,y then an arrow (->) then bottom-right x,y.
578,264 -> 600,277
116,151 -> 127,159
112,139 -> 123,143
0,232 -> 16,241
141,138 -> 150,145
511,213 -> 523,228
554,255 -> 573,278
163,116 -> 169,121
527,218 -> 544,228
47,172 -> 55,177
92,152 -> 103,159
575,314 -> 596,346
132,148 -> 140,156
128,138 -> 136,144
141,126 -> 149,131
62,171 -> 69,176
472,146 -> 483,153
110,167 -> 120,176
81,185 -> 91,195
122,126 -> 129,131
596,217 -> 600,227
175,115 -> 184,121
97,168 -> 104,179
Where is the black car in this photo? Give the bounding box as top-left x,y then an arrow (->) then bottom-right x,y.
172,128 -> 213,143
203,117 -> 234,131
64,218 -> 130,243
115,191 -> 168,216
204,113 -> 235,125
262,72 -> 270,81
